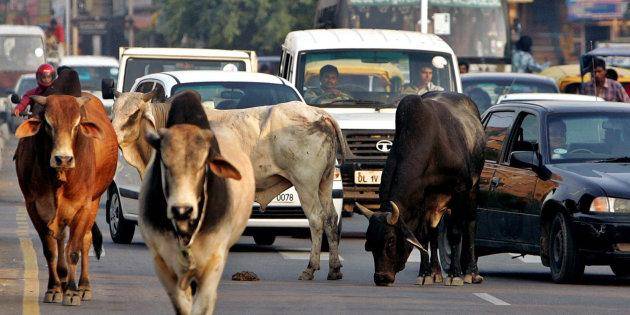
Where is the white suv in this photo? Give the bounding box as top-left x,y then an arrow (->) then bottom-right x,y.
105,70 -> 343,246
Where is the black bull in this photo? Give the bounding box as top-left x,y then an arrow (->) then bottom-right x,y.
356,92 -> 485,286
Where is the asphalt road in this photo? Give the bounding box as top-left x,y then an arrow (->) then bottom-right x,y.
1,136 -> 630,315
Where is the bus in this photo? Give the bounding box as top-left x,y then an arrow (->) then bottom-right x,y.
315,0 -> 510,70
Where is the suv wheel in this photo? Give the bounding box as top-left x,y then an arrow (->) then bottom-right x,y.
549,213 -> 584,283
610,263 -> 630,277
107,186 -> 135,244
253,233 -> 276,246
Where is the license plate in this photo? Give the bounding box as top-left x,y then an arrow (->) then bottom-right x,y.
274,192 -> 297,204
354,170 -> 382,185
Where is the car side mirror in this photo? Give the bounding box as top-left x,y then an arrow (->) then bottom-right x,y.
101,78 -> 115,99
509,150 -> 539,170
10,93 -> 20,104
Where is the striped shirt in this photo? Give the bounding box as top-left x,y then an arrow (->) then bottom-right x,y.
581,79 -> 630,103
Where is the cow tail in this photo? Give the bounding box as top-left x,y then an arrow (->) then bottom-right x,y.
326,114 -> 351,164
92,223 -> 103,260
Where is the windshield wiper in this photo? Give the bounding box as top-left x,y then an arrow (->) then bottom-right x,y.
594,156 -> 630,163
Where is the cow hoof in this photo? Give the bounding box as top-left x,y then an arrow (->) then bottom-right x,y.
79,288 -> 92,301
464,273 -> 484,284
43,290 -> 63,303
327,270 -> 343,280
444,276 -> 464,286
298,270 -> 315,281
62,291 -> 82,306
415,275 -> 434,285
433,273 -> 444,284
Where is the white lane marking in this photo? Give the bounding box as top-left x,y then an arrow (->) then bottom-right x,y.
473,293 -> 510,306
17,207 -> 40,315
279,252 -> 344,261
509,253 -> 542,264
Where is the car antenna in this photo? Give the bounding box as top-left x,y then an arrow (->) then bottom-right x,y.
499,75 -> 518,103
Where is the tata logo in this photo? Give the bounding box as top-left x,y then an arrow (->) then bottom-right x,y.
376,140 -> 393,153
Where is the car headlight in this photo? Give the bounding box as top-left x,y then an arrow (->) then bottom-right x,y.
590,197 -> 630,213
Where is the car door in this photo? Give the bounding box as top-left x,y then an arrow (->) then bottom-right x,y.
476,110 -> 516,242
492,112 -> 540,245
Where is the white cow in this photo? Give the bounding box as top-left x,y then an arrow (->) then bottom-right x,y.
112,91 -> 349,280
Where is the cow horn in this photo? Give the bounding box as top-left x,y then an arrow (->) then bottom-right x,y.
354,202 -> 373,219
142,90 -> 157,102
386,201 -> 400,225
30,95 -> 47,106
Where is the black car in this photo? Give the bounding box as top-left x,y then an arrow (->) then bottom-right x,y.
442,100 -> 630,283
462,73 -> 559,113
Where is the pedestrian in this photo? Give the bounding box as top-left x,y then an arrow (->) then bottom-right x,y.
459,60 -> 470,74
580,59 -> 630,103
12,64 -> 56,117
511,35 -> 549,73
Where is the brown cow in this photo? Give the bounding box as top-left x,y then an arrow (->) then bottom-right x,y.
14,93 -> 117,306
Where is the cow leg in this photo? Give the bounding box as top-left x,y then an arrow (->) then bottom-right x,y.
415,237 -> 433,285
444,215 -> 464,286
153,254 -> 191,315
429,231 -> 443,284
63,206 -> 97,306
295,187 -> 322,281
56,227 -> 68,291
26,202 -> 64,303
319,168 -> 342,280
192,251 -> 227,315
78,229 -> 93,301
462,188 -> 483,284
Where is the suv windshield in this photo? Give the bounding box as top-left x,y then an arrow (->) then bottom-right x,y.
548,113 -> 630,163
0,35 -> 45,71
171,82 -> 301,109
16,77 -> 37,96
297,50 -> 455,108
123,58 -> 246,91
463,77 -> 558,112
74,66 -> 118,91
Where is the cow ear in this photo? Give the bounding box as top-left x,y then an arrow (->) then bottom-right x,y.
30,96 -> 47,106
80,121 -> 104,139
15,118 -> 42,138
402,227 -> 427,254
142,90 -> 157,102
75,96 -> 92,108
208,156 -> 242,180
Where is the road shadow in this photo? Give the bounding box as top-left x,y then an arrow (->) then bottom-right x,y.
482,270 -> 630,286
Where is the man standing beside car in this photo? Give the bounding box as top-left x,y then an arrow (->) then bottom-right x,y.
581,59 -> 630,103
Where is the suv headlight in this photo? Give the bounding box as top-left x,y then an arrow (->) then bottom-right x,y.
590,197 -> 630,213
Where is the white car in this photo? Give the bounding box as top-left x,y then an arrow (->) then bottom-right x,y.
58,55 -> 119,113
496,93 -> 606,104
106,70 -> 343,246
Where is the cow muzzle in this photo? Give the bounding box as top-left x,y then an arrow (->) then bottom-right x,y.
171,204 -> 194,221
374,272 -> 395,286
51,154 -> 75,168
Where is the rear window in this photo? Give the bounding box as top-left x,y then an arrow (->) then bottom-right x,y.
171,82 -> 302,109
463,78 -> 559,112
123,58 -> 246,91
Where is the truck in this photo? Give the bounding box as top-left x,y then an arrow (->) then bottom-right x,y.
280,28 -> 461,211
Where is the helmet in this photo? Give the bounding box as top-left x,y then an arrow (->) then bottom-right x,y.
36,64 -> 56,88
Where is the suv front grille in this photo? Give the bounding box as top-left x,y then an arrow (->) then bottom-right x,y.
343,129 -> 395,159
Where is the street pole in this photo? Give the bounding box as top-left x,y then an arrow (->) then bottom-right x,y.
65,0 -> 71,55
420,0 -> 428,34
128,0 -> 134,47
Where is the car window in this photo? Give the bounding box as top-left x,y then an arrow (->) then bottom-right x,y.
171,82 -> 302,109
548,113 -> 630,162
153,83 -> 167,102
505,113 -> 538,162
135,81 -> 154,93
463,79 -> 558,105
484,111 -> 516,162
16,78 -> 37,96
72,66 -> 118,91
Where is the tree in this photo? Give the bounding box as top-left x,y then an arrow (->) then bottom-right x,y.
155,0 -> 317,55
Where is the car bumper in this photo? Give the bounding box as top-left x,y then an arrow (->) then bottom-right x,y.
573,213 -> 630,264
340,161 -> 385,210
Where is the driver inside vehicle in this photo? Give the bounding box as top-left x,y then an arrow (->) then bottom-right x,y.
304,64 -> 352,104
549,119 -> 567,159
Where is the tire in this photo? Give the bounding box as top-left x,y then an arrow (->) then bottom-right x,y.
437,218 -> 459,273
106,186 -> 135,244
548,213 -> 584,283
322,217 -> 343,252
253,233 -> 276,246
610,263 -> 630,278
